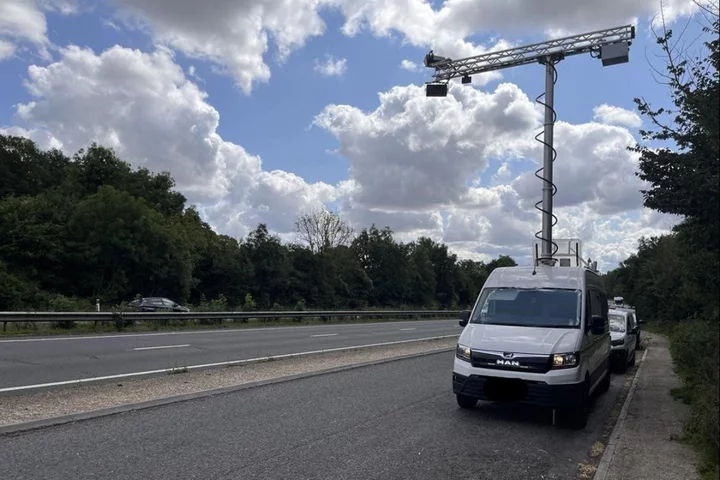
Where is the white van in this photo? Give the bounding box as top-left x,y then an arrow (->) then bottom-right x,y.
453,249 -> 611,429
609,302 -> 643,350
608,308 -> 638,372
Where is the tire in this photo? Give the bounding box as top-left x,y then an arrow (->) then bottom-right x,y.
617,351 -> 628,374
629,349 -> 636,366
598,368 -> 611,394
456,394 -> 478,409
565,381 -> 589,429
636,334 -> 641,350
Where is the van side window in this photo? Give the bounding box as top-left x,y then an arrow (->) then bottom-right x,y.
589,290 -> 603,318
584,291 -> 592,328
598,291 -> 609,319
585,288 -> 603,332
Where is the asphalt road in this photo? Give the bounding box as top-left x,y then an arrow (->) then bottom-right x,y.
0,319 -> 459,390
0,351 -> 626,480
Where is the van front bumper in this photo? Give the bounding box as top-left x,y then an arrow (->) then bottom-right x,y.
610,347 -> 628,364
452,373 -> 585,409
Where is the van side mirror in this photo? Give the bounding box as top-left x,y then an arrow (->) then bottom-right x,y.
458,310 -> 471,327
590,315 -> 605,335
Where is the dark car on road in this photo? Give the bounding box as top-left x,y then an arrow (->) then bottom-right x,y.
128,297 -> 190,312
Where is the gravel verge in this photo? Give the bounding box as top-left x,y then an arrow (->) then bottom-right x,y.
0,337 -> 456,428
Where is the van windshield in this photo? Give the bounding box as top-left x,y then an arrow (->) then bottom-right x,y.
609,314 -> 626,332
470,287 -> 582,328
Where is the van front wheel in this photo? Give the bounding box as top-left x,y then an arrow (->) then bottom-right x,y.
617,352 -> 629,374
564,382 -> 589,429
456,394 -> 478,409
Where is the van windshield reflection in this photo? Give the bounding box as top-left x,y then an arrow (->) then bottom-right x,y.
470,287 -> 582,328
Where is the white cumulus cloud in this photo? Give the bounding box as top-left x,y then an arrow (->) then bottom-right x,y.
0,39 -> 16,59
6,44 -> 337,239
314,82 -> 540,211
1,0 -> 700,93
314,82 -> 679,270
328,0 -> 698,58
511,121 -> 647,214
0,0 -> 50,59
593,104 -> 643,128
0,0 -> 81,61
400,59 -> 421,72
314,55 -> 347,76
110,0 -> 329,93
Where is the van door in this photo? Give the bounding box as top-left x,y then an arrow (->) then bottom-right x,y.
627,313 -> 637,351
586,288 -> 609,387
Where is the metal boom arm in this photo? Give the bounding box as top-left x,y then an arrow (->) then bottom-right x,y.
423,24 -> 634,267
426,24 -> 634,82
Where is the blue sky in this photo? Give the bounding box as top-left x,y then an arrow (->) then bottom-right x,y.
0,0 -> 705,269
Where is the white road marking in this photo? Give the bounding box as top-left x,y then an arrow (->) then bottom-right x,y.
400,328 -> 416,331
133,344 -> 191,351
0,319 -> 455,343
310,333 -> 338,337
0,334 -> 460,394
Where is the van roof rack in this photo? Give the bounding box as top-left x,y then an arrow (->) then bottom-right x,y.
609,302 -> 635,310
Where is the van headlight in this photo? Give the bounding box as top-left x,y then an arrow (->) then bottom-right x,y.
456,344 -> 472,362
551,353 -> 579,369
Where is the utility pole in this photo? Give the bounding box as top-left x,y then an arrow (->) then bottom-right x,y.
423,25 -> 635,266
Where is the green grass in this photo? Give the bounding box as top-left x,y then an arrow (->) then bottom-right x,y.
670,385 -> 693,405
665,320 -> 720,480
627,320 -> 718,479
642,321 -> 670,335
0,315 -> 454,337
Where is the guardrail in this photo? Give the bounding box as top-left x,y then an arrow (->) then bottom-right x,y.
0,310 -> 460,332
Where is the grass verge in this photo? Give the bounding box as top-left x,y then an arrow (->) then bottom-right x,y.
655,320 -> 719,480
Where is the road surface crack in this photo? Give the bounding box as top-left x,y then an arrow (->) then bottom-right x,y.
0,357 -> 44,367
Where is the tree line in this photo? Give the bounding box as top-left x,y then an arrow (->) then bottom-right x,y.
601,10 -> 718,478
0,136 -> 517,312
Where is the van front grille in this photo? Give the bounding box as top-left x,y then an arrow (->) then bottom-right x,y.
470,351 -> 552,374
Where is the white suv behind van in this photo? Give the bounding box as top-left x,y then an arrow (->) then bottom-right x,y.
453,263 -> 611,429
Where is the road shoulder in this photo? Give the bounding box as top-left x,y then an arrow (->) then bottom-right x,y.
0,336 -> 455,434
594,332 -> 700,480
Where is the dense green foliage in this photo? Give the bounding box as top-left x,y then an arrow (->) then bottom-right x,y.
603,13 -> 719,478
0,136 -> 515,312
